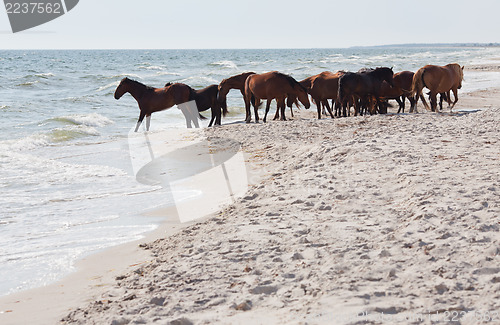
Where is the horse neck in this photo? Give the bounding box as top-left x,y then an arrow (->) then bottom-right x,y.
126,82 -> 150,101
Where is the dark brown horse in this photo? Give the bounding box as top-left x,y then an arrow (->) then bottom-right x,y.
338,67 -> 394,116
114,78 -> 196,132
309,71 -> 346,118
217,72 -> 255,112
410,63 -> 464,112
379,70 -> 415,113
244,71 -> 310,123
168,83 -> 223,127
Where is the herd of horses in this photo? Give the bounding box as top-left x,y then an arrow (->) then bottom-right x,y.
114,63 -> 464,131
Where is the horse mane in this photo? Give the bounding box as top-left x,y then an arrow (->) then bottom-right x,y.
277,72 -> 307,92
123,77 -> 155,91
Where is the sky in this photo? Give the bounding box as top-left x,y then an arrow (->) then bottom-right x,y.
1,0 -> 499,49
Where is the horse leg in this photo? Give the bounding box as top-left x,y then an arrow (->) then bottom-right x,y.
278,98 -> 286,121
253,98 -> 261,123
263,99 -> 271,123
316,99 -> 322,119
244,93 -> 252,123
408,96 -> 416,113
430,92 -> 438,112
396,97 -> 404,114
273,100 -> 281,120
135,111 -> 146,132
146,114 -> 151,131
450,89 -> 458,110
324,100 -> 334,118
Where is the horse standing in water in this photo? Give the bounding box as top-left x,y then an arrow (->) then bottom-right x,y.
410,63 -> 464,112
169,83 -> 223,127
338,67 -> 394,116
114,78 -> 197,131
244,71 -> 310,123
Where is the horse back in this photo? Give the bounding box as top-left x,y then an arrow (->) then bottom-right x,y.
393,71 -> 414,92
194,84 -> 219,110
422,65 -> 459,93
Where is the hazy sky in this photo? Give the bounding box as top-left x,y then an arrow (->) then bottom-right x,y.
1,0 -> 499,49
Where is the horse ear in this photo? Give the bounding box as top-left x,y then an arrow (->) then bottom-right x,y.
462,66 -> 464,70
391,67 -> 394,71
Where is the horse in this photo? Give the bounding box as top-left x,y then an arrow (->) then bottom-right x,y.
378,70 -> 416,113
244,71 -> 310,123
309,71 -> 346,118
410,63 -> 464,112
217,72 -> 256,112
114,77 -> 199,132
170,83 -> 223,127
338,67 -> 394,116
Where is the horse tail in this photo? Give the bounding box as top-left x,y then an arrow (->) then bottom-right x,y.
221,99 -> 228,117
410,68 -> 430,111
338,77 -> 346,105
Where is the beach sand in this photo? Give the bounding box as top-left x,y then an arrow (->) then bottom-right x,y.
1,77 -> 500,324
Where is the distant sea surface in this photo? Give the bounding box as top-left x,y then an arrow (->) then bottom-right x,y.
1,47 -> 500,297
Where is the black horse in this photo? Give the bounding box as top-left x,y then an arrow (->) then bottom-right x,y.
166,83 -> 224,127
338,67 -> 394,116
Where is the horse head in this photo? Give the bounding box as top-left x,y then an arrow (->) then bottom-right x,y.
375,67 -> 394,87
217,79 -> 229,111
296,83 -> 311,109
458,65 -> 464,89
114,77 -> 130,99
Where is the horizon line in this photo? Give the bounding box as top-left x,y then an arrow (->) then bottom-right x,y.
0,42 -> 499,51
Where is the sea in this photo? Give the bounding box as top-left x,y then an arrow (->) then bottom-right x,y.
1,47 -> 500,297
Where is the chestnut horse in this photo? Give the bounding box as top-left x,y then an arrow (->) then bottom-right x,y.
338,67 -> 394,116
169,83 -> 223,127
244,71 -> 310,123
217,72 -> 256,112
410,63 -> 464,112
115,78 -> 198,132
309,71 -> 346,118
379,71 -> 416,113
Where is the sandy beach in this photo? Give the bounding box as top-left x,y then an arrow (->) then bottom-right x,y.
1,68 -> 500,325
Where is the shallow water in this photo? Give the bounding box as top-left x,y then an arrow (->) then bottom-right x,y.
0,47 -> 499,296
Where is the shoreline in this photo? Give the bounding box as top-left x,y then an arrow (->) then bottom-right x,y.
1,85 -> 500,324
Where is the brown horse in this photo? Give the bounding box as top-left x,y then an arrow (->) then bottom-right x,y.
244,71 -> 310,123
115,78 -> 197,132
168,83 -> 223,127
217,72 -> 256,112
309,71 -> 346,118
379,70 -> 416,113
338,67 -> 394,116
410,63 -> 464,112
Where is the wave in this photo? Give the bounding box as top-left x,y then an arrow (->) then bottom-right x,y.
97,81 -> 120,92
156,71 -> 181,77
209,60 -> 238,70
16,81 -> 39,87
138,65 -> 164,71
179,76 -> 219,87
0,114 -> 113,152
52,113 -> 114,128
34,72 -> 55,79
48,126 -> 100,143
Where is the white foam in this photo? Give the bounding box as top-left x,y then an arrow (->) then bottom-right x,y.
56,113 -> 114,128
211,60 -> 238,70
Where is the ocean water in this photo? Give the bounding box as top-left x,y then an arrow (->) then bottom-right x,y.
1,47 -> 500,297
